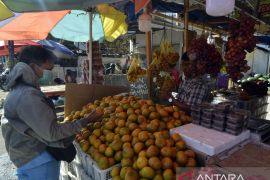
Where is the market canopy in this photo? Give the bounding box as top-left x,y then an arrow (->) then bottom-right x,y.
1,0 -> 122,12
0,0 -> 13,20
0,4 -> 127,42
0,11 -> 68,40
0,40 -> 41,56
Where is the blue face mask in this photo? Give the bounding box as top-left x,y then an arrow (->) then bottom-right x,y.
38,69 -> 54,85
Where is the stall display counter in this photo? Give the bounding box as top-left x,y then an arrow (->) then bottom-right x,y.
41,85 -> 65,97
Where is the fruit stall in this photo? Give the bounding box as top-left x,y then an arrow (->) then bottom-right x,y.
59,1 -> 270,179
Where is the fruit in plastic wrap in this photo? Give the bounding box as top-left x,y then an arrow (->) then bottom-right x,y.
127,56 -> 146,83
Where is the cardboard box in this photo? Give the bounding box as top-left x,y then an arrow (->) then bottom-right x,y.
64,83 -> 129,116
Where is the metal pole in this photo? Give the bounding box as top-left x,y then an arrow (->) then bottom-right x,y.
88,10 -> 93,84
183,0 -> 189,52
8,40 -> 14,69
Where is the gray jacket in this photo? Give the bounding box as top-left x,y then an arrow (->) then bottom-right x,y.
1,62 -> 89,167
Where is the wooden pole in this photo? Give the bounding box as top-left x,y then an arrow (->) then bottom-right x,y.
183,0 -> 189,52
145,7 -> 152,98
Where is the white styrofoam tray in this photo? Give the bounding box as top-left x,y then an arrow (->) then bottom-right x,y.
170,124 -> 250,156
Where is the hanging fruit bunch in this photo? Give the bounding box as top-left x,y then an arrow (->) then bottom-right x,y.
148,39 -> 179,92
225,14 -> 258,82
127,56 -> 146,83
187,37 -> 223,77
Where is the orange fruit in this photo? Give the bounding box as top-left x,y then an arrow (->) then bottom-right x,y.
128,123 -> 138,131
145,139 -> 155,148
136,156 -> 148,169
158,109 -> 169,117
128,114 -> 137,122
164,106 -> 174,113
127,108 -> 135,115
137,115 -> 147,123
173,111 -> 181,119
147,123 -> 159,133
93,139 -> 102,149
176,151 -> 188,165
166,121 -> 175,129
121,134 -> 132,142
105,146 -> 114,157
139,166 -> 155,179
119,127 -> 130,136
149,112 -> 160,120
163,169 -> 175,180
132,128 -> 142,137
186,158 -> 197,167
142,109 -> 150,117
99,144 -> 107,154
134,142 -> 145,154
148,106 -> 156,112
161,157 -> 173,169
111,166 -> 121,177
131,137 -> 139,146
184,150 -> 196,158
148,157 -> 162,170
138,131 -> 149,142
123,142 -> 132,149
105,132 -> 115,142
112,151 -> 121,161
110,140 -> 123,151
117,119 -> 126,127
108,157 -> 116,166
138,150 -> 147,157
139,122 -> 148,131
115,106 -> 124,113
171,133 -> 182,142
97,156 -> 110,170
175,140 -> 186,150
122,147 -> 134,158
160,147 -> 173,157
134,109 -> 141,115
121,158 -> 133,167
146,145 -> 159,158
155,138 -> 167,148
165,139 -> 175,147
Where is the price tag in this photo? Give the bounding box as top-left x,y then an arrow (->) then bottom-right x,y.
129,76 -> 148,99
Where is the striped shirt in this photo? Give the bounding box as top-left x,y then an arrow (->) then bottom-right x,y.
177,77 -> 209,106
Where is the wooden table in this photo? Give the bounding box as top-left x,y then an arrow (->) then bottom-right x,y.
41,85 -> 65,97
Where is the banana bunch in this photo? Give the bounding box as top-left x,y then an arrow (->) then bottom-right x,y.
160,39 -> 174,55
127,56 -> 146,83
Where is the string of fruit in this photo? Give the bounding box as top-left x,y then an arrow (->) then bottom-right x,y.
225,14 -> 258,82
148,40 -> 179,97
187,37 -> 223,77
69,95 -> 195,179
127,56 -> 146,83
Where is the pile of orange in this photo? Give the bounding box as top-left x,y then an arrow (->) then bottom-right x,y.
68,95 -> 195,180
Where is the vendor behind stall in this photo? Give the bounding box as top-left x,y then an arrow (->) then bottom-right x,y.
172,52 -> 210,113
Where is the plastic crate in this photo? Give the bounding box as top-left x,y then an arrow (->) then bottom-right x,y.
92,162 -> 121,180
83,153 -> 121,180
74,142 -> 88,171
59,173 -> 70,180
75,164 -> 92,180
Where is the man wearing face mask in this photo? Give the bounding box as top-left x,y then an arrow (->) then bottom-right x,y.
1,46 -> 103,180
172,52 -> 210,114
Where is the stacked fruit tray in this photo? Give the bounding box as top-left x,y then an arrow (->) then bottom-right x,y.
191,102 -> 249,135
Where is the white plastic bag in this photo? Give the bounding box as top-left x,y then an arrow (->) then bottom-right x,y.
206,0 -> 235,16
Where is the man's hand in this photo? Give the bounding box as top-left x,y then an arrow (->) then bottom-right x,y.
84,110 -> 103,123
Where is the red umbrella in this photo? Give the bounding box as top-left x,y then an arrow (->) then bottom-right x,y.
0,40 -> 41,56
